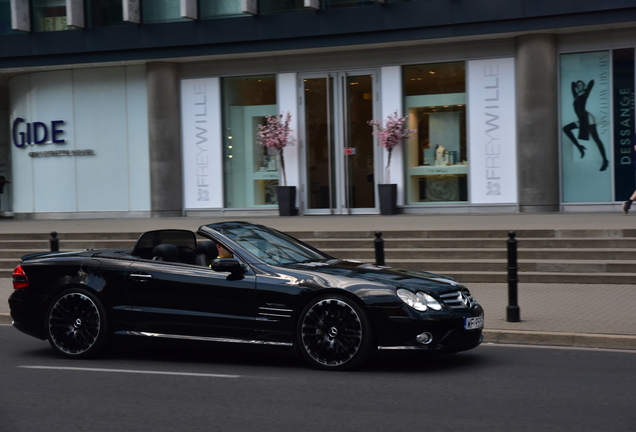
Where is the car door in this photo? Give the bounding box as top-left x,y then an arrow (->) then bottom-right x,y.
125,260 -> 256,340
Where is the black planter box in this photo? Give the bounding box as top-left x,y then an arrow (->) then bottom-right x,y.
379,184 -> 397,215
277,186 -> 297,216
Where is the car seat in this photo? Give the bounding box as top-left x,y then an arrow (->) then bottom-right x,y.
194,241 -> 218,267
151,244 -> 180,262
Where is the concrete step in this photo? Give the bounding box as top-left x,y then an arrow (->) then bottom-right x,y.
0,232 -> 140,241
0,229 -> 634,284
435,271 -> 636,285
341,258 -> 636,274
291,229 -> 636,239
0,239 -> 135,249
303,237 -> 636,249
323,248 -> 636,260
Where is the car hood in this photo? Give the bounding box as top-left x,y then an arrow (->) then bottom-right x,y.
286,259 -> 466,294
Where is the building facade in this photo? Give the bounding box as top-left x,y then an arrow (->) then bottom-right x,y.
1,0 -> 635,218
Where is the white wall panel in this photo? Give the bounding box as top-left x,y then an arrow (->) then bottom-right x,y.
9,67 -> 150,215
30,71 -> 76,212
126,66 -> 150,211
74,68 -> 129,211
9,75 -> 33,213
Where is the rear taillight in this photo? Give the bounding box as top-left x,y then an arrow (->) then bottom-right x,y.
12,265 -> 29,290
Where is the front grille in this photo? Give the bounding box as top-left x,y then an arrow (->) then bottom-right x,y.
439,290 -> 477,310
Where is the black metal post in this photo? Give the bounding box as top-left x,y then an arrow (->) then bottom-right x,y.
506,230 -> 520,322
50,231 -> 59,252
374,231 -> 385,266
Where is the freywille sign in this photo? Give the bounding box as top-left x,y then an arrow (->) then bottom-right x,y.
181,78 -> 224,209
467,58 -> 518,204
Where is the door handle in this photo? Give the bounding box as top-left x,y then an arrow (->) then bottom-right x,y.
130,273 -> 152,281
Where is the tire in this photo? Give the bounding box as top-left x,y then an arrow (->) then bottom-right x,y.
297,294 -> 373,371
45,288 -> 108,359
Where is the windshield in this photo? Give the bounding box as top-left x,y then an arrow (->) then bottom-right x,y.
204,222 -> 331,266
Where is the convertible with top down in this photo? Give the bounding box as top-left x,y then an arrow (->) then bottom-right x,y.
9,221 -> 484,370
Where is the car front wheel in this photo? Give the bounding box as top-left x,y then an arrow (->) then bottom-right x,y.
297,294 -> 373,371
46,288 -> 108,359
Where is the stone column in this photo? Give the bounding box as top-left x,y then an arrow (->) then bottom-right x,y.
147,62 -> 183,217
516,34 -> 560,212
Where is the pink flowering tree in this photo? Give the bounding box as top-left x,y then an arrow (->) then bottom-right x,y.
256,112 -> 296,187
368,111 -> 415,184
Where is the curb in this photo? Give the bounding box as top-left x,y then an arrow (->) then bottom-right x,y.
483,329 -> 636,351
1,313 -> 11,324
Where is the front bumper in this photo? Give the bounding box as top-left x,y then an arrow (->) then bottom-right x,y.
372,304 -> 485,353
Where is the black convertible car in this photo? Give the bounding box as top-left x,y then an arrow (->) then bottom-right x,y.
9,221 -> 484,370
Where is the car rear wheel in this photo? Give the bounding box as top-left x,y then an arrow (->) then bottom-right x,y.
297,294 -> 373,371
46,288 -> 108,359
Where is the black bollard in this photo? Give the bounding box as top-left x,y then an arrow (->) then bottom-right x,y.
506,230 -> 520,322
374,231 -> 385,267
50,231 -> 59,252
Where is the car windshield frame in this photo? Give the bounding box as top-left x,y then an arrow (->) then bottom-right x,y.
198,222 -> 333,266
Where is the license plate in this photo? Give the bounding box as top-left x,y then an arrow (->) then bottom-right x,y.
464,315 -> 484,330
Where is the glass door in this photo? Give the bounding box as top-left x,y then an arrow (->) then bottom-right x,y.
301,71 -> 378,214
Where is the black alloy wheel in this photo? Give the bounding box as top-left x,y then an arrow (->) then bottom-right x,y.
298,294 -> 373,370
46,289 -> 108,358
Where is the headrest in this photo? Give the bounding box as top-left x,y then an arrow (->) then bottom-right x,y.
151,244 -> 180,262
194,241 -> 218,256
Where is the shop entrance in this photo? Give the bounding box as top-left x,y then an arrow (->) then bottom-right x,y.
300,71 -> 378,214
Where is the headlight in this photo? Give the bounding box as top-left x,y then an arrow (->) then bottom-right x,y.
397,289 -> 442,312
417,292 -> 442,311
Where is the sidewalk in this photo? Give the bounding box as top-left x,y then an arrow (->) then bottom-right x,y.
2,212 -> 636,350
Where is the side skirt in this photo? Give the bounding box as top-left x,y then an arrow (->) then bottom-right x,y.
114,330 -> 294,347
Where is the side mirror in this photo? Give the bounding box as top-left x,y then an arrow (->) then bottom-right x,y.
211,258 -> 246,275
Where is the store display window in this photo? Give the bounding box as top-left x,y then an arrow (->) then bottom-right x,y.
31,0 -> 72,32
222,75 -> 278,209
403,62 -> 467,204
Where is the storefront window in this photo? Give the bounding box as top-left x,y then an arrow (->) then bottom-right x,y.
200,0 -> 245,19
32,0 -> 73,32
87,0 -> 124,27
222,75 -> 278,209
403,62 -> 467,204
560,51 -> 612,203
142,0 -> 188,24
